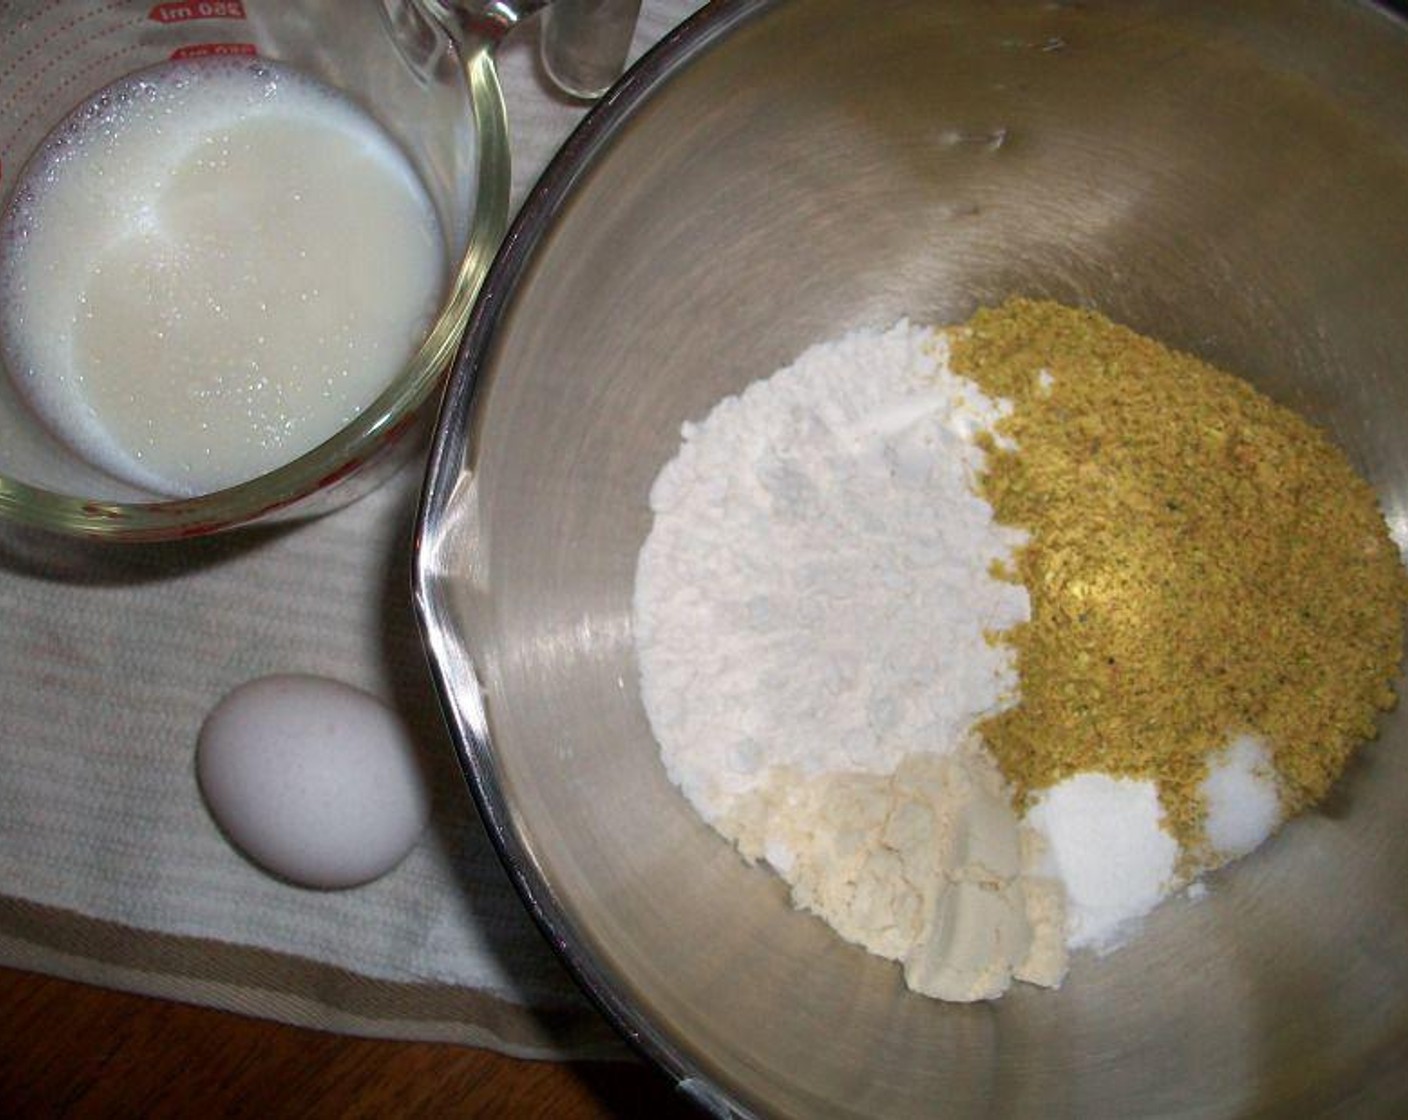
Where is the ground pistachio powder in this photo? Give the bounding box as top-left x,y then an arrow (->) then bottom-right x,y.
949,298 -> 1408,856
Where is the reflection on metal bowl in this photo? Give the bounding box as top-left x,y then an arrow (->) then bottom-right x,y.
415,2 -> 1408,1116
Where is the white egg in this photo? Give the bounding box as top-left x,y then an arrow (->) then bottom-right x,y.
197,674 -> 432,890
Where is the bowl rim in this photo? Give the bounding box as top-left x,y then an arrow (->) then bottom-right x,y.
413,1 -> 766,1114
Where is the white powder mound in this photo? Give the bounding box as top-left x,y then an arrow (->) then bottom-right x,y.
632,320 -> 1057,1001
1026,773 -> 1180,953
633,320 -> 1029,824
1202,734 -> 1283,862
723,747 -> 1068,1002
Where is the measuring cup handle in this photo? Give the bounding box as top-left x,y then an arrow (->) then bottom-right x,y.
425,0 -> 641,99
540,0 -> 644,99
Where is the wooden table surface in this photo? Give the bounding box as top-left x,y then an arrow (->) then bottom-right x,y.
0,966 -> 700,1118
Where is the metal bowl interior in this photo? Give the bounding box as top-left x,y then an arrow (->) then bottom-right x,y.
415,1 -> 1408,1116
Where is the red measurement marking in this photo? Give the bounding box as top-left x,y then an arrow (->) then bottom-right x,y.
149,1 -> 248,24
170,42 -> 258,60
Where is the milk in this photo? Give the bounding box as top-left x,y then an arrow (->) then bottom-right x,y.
0,59 -> 446,497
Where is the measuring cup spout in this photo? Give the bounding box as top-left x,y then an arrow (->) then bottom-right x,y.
419,0 -> 642,99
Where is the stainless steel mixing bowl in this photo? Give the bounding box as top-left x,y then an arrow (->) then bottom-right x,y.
414,1 -> 1408,1115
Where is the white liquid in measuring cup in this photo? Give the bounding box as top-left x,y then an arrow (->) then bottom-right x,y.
0,58 -> 446,497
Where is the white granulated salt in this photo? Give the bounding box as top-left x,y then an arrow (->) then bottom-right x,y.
1201,734 -> 1282,862
1026,773 -> 1180,953
633,320 -> 1028,824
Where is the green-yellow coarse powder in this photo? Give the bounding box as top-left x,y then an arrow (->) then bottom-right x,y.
949,298 -> 1408,858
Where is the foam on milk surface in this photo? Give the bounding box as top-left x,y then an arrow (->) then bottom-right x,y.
0,59 -> 445,496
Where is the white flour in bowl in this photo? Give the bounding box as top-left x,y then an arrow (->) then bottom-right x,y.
632,321 -> 1067,1000
634,322 -> 1026,814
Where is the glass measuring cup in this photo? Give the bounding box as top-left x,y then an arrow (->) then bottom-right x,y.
0,0 -> 625,540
